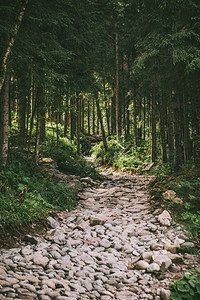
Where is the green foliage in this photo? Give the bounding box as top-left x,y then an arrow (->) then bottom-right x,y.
181,211 -> 200,238
170,269 -> 200,300
79,133 -> 92,155
148,161 -> 173,177
166,175 -> 200,238
0,154 -> 78,228
92,137 -> 148,172
40,130 -> 100,181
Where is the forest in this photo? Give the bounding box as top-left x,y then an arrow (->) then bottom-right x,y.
0,0 -> 200,298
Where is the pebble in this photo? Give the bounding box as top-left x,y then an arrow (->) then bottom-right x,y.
0,171 -> 199,299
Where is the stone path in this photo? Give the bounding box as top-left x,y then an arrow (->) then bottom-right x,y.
0,171 -> 199,300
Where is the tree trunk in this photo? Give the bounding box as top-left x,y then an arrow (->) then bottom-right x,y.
138,97 -> 142,143
0,68 -> 9,165
81,96 -> 84,132
35,87 -> 40,167
64,94 -> 69,137
92,98 -> 95,135
183,94 -> 191,162
133,97 -> 137,149
96,96 -> 108,154
18,76 -> 27,140
103,79 -> 110,136
0,0 -> 28,92
143,96 -> 146,140
76,94 -> 81,158
39,86 -> 46,144
126,56 -> 131,136
174,95 -> 183,168
167,97 -> 175,166
25,74 -> 32,143
28,81 -> 36,151
105,100 -> 110,136
151,92 -> 157,162
111,95 -> 116,134
115,23 -> 120,139
87,99 -> 90,135
96,115 -> 100,135
70,96 -> 75,141
191,97 -> 200,161
158,94 -> 167,163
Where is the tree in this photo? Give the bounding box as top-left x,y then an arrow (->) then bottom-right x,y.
0,0 -> 28,92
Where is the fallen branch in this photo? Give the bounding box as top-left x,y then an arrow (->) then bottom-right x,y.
0,179 -> 8,192
112,140 -> 125,150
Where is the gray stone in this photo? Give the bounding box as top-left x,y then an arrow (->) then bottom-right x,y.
158,210 -> 172,226
135,260 -> 149,270
162,190 -> 176,201
32,253 -> 49,267
0,267 -> 6,275
152,254 -> 172,271
160,288 -> 171,300
147,263 -> 160,273
47,216 -> 60,228
100,238 -> 111,249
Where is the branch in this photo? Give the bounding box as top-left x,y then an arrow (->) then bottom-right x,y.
0,0 -> 28,91
0,179 -> 8,192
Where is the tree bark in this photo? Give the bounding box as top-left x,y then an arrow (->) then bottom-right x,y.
81,96 -> 84,132
115,23 -> 120,139
64,94 -> 69,137
34,86 -> 40,167
158,94 -> 167,163
103,79 -> 110,136
92,98 -> 95,135
143,96 -> 146,140
0,0 -> 28,92
133,97 -> 137,149
76,94 -> 81,158
96,96 -> 108,154
151,92 -> 157,162
0,68 -> 9,165
28,80 -> 36,152
18,77 -> 27,139
87,99 -> 90,135
39,85 -> 46,144
167,96 -> 175,166
70,96 -> 75,141
111,94 -> 116,134
174,95 -> 183,168
183,94 -> 191,162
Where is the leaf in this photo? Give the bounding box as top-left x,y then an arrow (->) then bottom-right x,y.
177,281 -> 191,293
170,292 -> 183,300
18,183 -> 25,192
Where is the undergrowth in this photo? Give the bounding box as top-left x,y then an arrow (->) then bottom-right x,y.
170,269 -> 200,300
0,153 -> 78,228
92,137 -> 150,172
40,137 -> 101,181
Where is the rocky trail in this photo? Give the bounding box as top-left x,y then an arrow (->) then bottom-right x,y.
0,167 -> 199,300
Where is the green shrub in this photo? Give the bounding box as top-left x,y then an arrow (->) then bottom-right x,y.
170,269 -> 200,300
0,155 -> 78,228
92,138 -> 146,171
80,133 -> 91,155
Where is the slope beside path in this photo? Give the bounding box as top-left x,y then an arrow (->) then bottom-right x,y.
0,170 -> 199,300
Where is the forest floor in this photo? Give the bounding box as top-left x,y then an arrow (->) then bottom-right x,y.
0,164 -> 200,300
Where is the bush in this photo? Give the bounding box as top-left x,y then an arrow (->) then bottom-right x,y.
40,137 -> 101,180
92,138 -> 146,172
80,133 -> 92,155
0,155 -> 78,228
170,269 -> 200,300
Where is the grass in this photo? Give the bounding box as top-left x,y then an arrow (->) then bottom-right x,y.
0,151 -> 78,229
150,166 -> 200,247
92,136 -> 150,172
